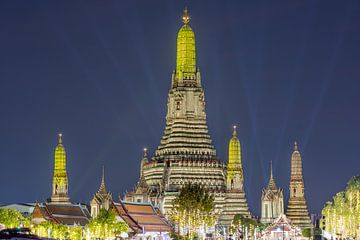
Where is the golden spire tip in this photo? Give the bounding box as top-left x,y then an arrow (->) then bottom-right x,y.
143,147 -> 148,158
182,7 -> 190,24
58,133 -> 63,143
232,125 -> 237,137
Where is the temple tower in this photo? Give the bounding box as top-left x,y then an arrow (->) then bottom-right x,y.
51,134 -> 70,203
219,126 -> 251,225
286,142 -> 312,228
90,166 -> 113,217
135,8 -> 226,215
261,161 -> 284,224
155,8 -> 217,158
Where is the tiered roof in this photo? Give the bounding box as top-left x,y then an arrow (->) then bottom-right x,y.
32,202 -> 90,226
111,201 -> 171,233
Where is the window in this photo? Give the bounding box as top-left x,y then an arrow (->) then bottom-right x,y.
176,101 -> 181,110
265,204 -> 268,218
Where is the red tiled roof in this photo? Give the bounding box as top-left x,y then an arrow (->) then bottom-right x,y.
31,203 -> 90,226
122,203 -> 155,214
113,201 -> 172,233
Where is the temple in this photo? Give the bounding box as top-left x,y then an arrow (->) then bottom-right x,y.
260,161 -> 284,224
125,8 -> 252,224
286,142 -> 312,229
90,167 -> 113,217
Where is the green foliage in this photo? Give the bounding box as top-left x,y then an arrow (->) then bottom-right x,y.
302,228 -> 312,239
86,208 -> 128,239
313,228 -> 322,236
231,214 -> 258,237
169,183 -> 216,237
321,175 -> 360,239
33,221 -> 82,240
0,208 -> 29,228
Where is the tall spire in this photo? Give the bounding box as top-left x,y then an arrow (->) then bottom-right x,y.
227,125 -> 244,191
156,8 -> 216,158
51,133 -> 69,203
267,161 -> 277,190
99,166 -> 107,193
286,141 -> 312,228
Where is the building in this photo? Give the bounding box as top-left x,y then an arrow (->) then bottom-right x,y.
111,200 -> 172,239
261,214 -> 302,240
260,162 -> 284,224
90,167 -> 113,217
125,9 -> 252,225
31,134 -> 90,227
32,202 -> 90,226
286,142 -> 312,229
0,203 -> 35,217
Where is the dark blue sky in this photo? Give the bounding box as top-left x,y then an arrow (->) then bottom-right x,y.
0,1 -> 359,216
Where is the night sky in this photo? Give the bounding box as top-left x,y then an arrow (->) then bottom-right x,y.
0,1 -> 359,217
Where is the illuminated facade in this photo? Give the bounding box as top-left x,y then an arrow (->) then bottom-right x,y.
51,134 -> 70,204
286,142 -> 312,229
261,162 -> 284,224
125,9 -> 251,224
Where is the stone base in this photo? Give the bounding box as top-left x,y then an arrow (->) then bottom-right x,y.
218,191 -> 251,226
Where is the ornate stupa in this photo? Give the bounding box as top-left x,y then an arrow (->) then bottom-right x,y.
286,142 -> 312,229
219,126 -> 251,225
126,8 -> 229,216
51,134 -> 70,203
260,161 -> 284,224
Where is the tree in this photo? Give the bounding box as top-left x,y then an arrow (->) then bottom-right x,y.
0,208 -> 29,228
231,214 -> 258,239
321,175 -> 360,239
302,228 -> 312,240
169,183 -> 216,238
86,208 -> 128,239
33,221 -> 74,240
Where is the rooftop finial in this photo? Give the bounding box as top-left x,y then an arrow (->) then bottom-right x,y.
58,133 -> 63,144
294,141 -> 298,151
232,125 -> 237,137
270,160 -> 273,179
182,7 -> 190,24
99,165 -> 106,193
143,148 -> 148,158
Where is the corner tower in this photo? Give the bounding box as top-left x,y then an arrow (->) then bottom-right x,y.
286,142 -> 312,228
227,126 -> 244,191
51,134 -> 70,203
219,126 -> 251,225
